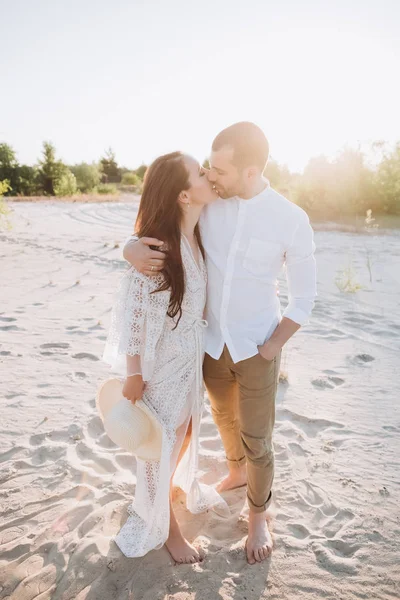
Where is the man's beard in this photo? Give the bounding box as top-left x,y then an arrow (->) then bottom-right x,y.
218,181 -> 243,199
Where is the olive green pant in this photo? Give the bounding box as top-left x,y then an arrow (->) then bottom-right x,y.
203,345 -> 279,513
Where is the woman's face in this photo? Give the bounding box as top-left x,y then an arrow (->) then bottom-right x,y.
183,155 -> 219,207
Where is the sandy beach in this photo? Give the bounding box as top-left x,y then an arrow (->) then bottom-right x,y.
1,200 -> 399,600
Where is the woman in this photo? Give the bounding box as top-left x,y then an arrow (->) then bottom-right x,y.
103,151 -> 225,563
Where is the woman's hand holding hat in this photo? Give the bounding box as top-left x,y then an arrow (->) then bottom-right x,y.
123,374 -> 145,404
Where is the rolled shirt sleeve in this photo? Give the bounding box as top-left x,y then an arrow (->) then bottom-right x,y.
123,234 -> 138,261
282,212 -> 317,325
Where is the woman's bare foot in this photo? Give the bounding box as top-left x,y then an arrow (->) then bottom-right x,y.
245,510 -> 273,565
165,529 -> 201,564
216,465 -> 247,493
166,495 -> 202,564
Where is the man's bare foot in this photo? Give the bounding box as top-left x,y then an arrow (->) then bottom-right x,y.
217,465 -> 247,493
245,510 -> 273,565
165,530 -> 201,564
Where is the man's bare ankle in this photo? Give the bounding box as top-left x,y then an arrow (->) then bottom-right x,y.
217,466 -> 247,492
249,509 -> 267,523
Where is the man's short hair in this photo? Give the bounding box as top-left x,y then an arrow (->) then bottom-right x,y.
212,122 -> 269,171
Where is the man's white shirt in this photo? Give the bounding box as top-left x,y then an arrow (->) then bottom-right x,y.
200,184 -> 317,363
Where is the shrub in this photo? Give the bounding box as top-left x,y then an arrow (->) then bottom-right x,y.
53,169 -> 78,197
70,162 -> 101,193
0,143 -> 19,195
121,171 -> 140,186
96,183 -> 118,195
0,179 -> 11,227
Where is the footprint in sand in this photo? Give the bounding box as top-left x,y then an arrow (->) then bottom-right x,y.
40,342 -> 70,356
31,444 -> 66,465
75,440 -> 116,474
353,353 -> 375,364
87,417 -> 118,450
311,542 -> 358,574
312,378 -> 335,389
72,352 -> 99,361
115,453 -> 134,470
0,316 -> 17,322
323,508 -> 356,538
327,538 -> 361,557
382,424 -> 400,432
287,523 -> 311,540
297,480 -> 337,513
40,342 -> 70,349
73,371 -> 87,381
288,441 -> 310,457
0,325 -> 25,331
312,376 -> 345,389
328,376 -> 345,386
0,350 -> 11,356
87,415 -> 104,439
278,407 -> 344,438
5,392 -> 25,400
67,329 -> 89,336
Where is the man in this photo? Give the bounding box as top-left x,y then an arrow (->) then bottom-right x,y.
123,122 -> 317,565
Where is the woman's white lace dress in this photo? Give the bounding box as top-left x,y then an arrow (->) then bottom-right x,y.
103,235 -> 227,558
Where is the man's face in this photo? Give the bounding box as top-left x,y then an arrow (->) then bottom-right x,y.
208,145 -> 246,199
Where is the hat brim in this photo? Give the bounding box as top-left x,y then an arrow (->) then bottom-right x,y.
96,378 -> 163,461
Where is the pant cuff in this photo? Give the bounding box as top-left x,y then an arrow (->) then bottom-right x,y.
247,490 -> 272,513
226,455 -> 246,469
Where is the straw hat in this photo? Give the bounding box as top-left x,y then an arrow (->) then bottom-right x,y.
96,378 -> 162,461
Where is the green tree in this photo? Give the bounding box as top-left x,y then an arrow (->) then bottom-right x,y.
134,164 -> 147,180
0,143 -> 19,195
100,148 -> 121,183
0,143 -> 17,168
38,141 -> 76,196
264,158 -> 292,194
70,162 -> 101,193
38,141 -> 61,195
375,142 -> 400,214
16,165 -> 40,196
330,148 -> 375,216
293,155 -> 333,215
291,149 -> 376,219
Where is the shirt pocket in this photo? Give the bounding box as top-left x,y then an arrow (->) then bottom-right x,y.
242,238 -> 282,277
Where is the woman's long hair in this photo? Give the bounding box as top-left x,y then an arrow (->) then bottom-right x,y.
135,152 -> 204,326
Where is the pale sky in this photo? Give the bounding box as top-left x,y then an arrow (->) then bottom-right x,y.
1,0 -> 399,172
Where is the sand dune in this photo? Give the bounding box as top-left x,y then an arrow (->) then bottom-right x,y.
1,201 -> 399,599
